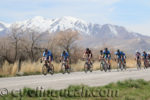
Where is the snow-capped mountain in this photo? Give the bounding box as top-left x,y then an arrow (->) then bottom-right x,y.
0,22 -> 10,36
9,16 -> 144,39
0,16 -> 150,53
11,16 -> 90,35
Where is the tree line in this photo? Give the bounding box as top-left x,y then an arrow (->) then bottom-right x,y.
0,26 -> 82,67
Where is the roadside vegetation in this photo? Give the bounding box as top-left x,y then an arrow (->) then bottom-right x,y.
0,58 -> 141,77
0,79 -> 150,100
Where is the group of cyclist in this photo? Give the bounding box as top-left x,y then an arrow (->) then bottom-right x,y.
42,49 -> 70,68
135,51 -> 150,68
42,48 -> 150,72
98,48 -> 126,70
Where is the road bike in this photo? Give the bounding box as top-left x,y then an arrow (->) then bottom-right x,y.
61,60 -> 71,74
41,59 -> 54,75
100,58 -> 108,72
84,58 -> 93,73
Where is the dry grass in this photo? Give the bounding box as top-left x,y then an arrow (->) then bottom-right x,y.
0,61 -> 18,77
0,58 -> 143,77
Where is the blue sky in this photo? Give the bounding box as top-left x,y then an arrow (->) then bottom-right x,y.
0,0 -> 150,35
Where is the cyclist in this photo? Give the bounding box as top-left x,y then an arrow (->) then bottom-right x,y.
103,48 -> 111,69
42,49 -> 53,63
135,51 -> 141,60
121,51 -> 126,64
42,49 -> 53,71
115,49 -> 122,63
135,51 -> 141,62
83,48 -> 93,65
142,51 -> 148,68
142,51 -> 148,60
60,51 -> 69,68
135,51 -> 141,68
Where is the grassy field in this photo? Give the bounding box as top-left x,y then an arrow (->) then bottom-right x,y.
0,79 -> 150,100
0,59 -> 141,77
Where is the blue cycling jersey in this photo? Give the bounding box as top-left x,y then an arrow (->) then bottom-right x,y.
61,52 -> 69,60
115,51 -> 126,59
103,50 -> 111,59
43,51 -> 53,60
115,51 -> 122,58
142,53 -> 148,59
122,52 -> 126,59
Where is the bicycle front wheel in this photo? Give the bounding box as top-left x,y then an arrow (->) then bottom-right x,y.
104,63 -> 107,72
84,63 -> 88,73
49,64 -> 54,75
61,64 -> 66,74
42,65 -> 48,75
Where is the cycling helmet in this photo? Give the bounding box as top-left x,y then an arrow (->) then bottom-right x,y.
45,49 -> 48,52
63,51 -> 66,54
136,50 -> 140,54
86,48 -> 89,51
117,49 -> 120,52
105,48 -> 108,51
100,50 -> 103,54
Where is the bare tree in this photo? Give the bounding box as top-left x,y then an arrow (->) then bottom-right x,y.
55,30 -> 79,55
21,29 -> 44,61
9,26 -> 23,61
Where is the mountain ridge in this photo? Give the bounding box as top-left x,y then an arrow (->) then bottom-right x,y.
0,16 -> 146,37
0,16 -> 150,53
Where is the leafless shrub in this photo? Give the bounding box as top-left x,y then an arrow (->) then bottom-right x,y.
54,30 -> 80,63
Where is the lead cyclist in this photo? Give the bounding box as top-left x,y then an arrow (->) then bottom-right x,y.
41,49 -> 53,71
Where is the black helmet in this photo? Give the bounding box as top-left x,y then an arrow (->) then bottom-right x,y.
100,50 -> 103,54
63,51 -> 66,54
105,48 -> 108,51
45,49 -> 48,52
117,49 -> 120,52
86,48 -> 89,51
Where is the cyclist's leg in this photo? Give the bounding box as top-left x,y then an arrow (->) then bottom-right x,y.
144,59 -> 148,68
49,58 -> 53,70
66,58 -> 69,68
90,58 -> 93,65
108,58 -> 111,69
45,58 -> 50,71
137,59 -> 139,69
87,57 -> 90,64
106,58 -> 109,67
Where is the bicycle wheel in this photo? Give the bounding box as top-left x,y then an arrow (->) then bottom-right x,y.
49,64 -> 54,75
61,64 -> 66,74
124,64 -> 126,70
100,63 -> 104,71
84,63 -> 88,73
144,60 -> 148,69
67,67 -> 70,74
90,64 -> 93,72
121,63 -> 124,71
104,63 -> 107,72
42,65 -> 48,75
117,63 -> 120,71
137,60 -> 141,70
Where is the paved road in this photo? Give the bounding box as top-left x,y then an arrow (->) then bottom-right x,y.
0,68 -> 150,91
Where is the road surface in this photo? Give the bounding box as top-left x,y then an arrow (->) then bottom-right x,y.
0,68 -> 150,91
